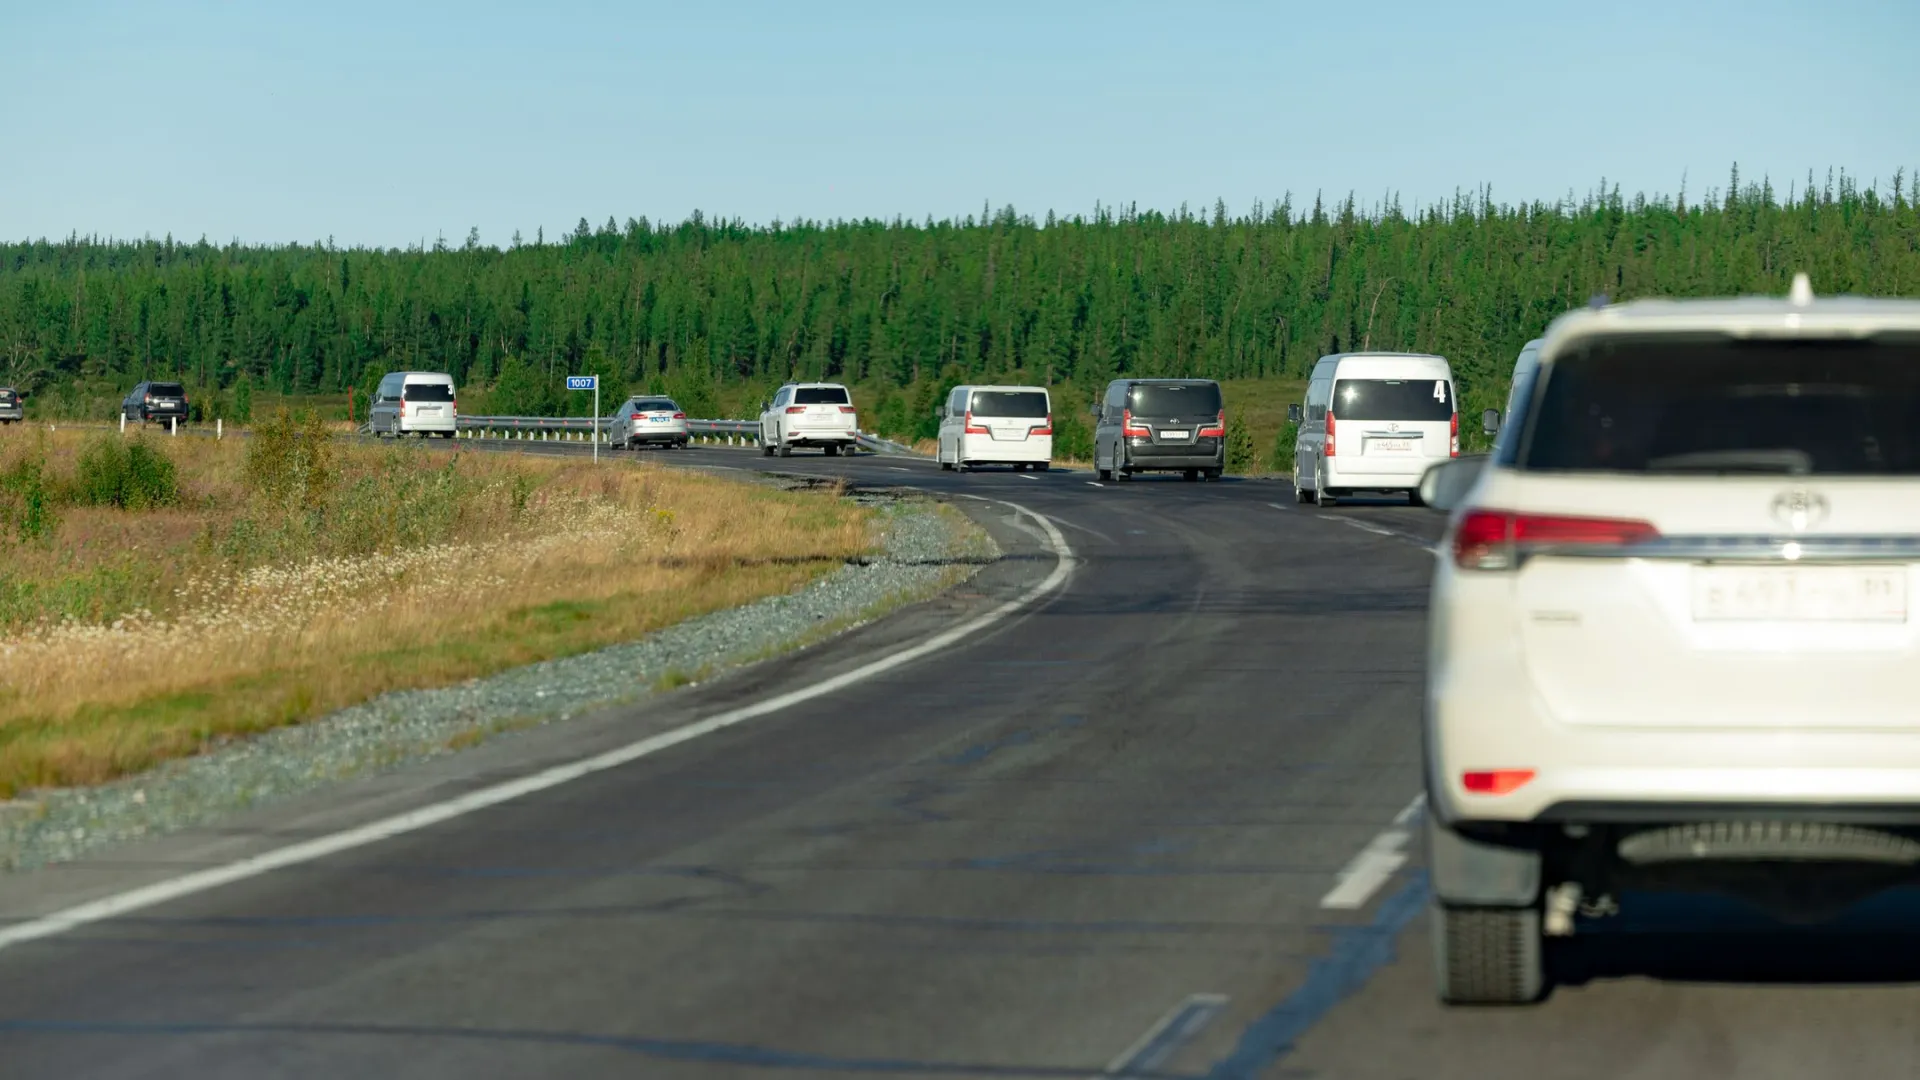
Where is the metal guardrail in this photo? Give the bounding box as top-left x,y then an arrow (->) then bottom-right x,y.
447,415 -> 921,455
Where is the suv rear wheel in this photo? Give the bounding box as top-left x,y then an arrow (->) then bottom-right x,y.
1431,903 -> 1545,1005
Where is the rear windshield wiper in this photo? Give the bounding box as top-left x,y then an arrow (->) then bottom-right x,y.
1642,449 -> 1814,475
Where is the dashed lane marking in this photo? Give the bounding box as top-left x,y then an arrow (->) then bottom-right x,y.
1102,994 -> 1229,1077
1319,795 -> 1426,910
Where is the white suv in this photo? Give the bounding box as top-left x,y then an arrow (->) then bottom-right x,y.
1419,274 -> 1920,1004
760,382 -> 857,457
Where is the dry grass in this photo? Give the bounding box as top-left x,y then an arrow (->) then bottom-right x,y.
0,427 -> 871,796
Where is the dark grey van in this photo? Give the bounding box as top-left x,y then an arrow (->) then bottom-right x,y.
1092,378 -> 1226,482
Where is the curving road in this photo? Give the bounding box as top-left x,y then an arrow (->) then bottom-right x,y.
1,446 -> 1908,1079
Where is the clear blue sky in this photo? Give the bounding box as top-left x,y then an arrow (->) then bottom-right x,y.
5,0 -> 1914,248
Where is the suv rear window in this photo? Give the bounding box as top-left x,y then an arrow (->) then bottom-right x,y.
1332,378 -> 1452,421
1128,382 -> 1222,417
403,382 -> 454,402
794,386 -> 851,405
0,389 -> 15,402
1520,335 -> 1920,475
969,390 -> 1048,418
149,383 -> 186,398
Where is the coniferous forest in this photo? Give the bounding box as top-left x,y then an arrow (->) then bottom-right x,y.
4,167 -> 1917,454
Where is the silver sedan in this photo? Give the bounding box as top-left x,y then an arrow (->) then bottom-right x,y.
611,397 -> 690,449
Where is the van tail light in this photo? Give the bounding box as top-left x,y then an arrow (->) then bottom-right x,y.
1450,411 -> 1460,457
963,410 -> 990,435
1325,411 -> 1336,456
1198,410 -> 1226,438
1121,409 -> 1150,438
1451,510 -> 1660,571
1031,414 -> 1053,436
399,400 -> 407,418
785,405 -> 807,414
1463,769 -> 1536,795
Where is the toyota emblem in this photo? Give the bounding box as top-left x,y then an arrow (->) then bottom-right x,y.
1770,489 -> 1829,532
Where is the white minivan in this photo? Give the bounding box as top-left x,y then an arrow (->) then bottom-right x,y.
937,385 -> 1052,472
1289,352 -> 1457,506
371,371 -> 458,438
1499,339 -> 1543,451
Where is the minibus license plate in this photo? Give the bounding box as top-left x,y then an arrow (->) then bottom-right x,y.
1160,430 -> 1190,440
1372,439 -> 1412,452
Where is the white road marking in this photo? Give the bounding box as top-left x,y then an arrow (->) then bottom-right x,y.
1018,473 -> 1038,481
1320,794 -> 1426,910
1267,502 -> 1291,511
0,503 -> 1078,954
1086,482 -> 1104,488
889,467 -> 911,472
1101,993 -> 1230,1077
1336,517 -> 1398,538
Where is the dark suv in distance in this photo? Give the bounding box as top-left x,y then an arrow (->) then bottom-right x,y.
1093,378 -> 1226,481
0,386 -> 22,424
122,381 -> 190,426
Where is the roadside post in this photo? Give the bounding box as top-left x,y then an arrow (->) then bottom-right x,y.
566,375 -> 599,463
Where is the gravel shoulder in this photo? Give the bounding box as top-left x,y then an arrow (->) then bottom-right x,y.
0,487 -> 994,873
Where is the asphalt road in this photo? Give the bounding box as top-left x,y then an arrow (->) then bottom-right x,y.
4,444 -> 1914,1079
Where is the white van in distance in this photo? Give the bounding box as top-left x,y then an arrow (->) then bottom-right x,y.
938,385 -> 1052,472
1290,352 -> 1457,505
371,371 -> 458,438
1499,339 -> 1543,452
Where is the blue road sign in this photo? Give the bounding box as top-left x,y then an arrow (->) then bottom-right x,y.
566,375 -> 597,391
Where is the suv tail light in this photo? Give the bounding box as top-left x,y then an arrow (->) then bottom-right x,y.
1463,769 -> 1536,795
1325,411 -> 1336,456
1031,414 -> 1053,436
964,410 -> 989,435
1121,409 -> 1150,438
785,405 -> 806,414
838,405 -> 856,414
1450,411 -> 1459,457
1451,509 -> 1660,571
1198,410 -> 1226,438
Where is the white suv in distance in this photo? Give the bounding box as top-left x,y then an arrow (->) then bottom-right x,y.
760,382 -> 857,457
1419,275 -> 1920,1005
611,395 -> 689,450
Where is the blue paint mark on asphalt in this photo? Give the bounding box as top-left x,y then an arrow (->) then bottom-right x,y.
0,1018 -> 1153,1077
937,715 -> 1085,767
1203,871 -> 1430,1079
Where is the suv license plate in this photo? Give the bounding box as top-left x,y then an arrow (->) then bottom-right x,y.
1691,566 -> 1908,622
